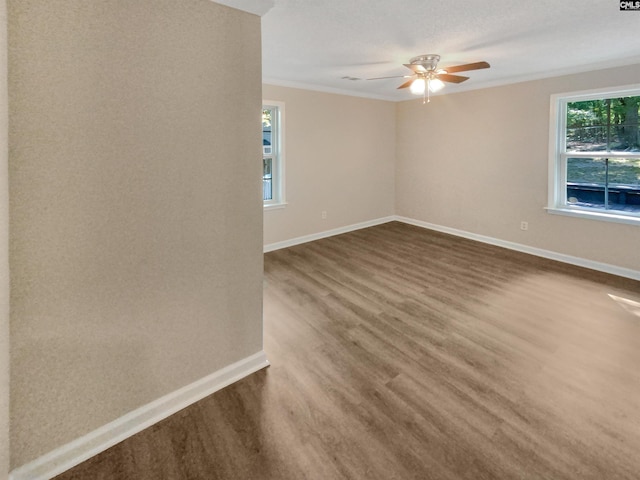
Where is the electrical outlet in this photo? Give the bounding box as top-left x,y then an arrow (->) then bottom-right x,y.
520,221 -> 528,231
321,211 -> 327,219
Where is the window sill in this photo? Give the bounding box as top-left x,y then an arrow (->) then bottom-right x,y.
546,207 -> 640,226
264,202 -> 288,211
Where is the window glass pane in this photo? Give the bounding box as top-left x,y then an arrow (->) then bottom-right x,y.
263,157 -> 273,201
567,157 -> 606,184
263,109 -> 273,158
566,157 -> 606,208
608,125 -> 640,153
566,157 -> 640,213
608,158 -> 640,187
566,100 -> 608,129
566,96 -> 640,153
566,126 -> 608,151
566,100 -> 608,152
262,102 -> 283,205
607,158 -> 640,213
610,97 -> 640,151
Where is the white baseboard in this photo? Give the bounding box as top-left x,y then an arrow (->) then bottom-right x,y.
263,216 -> 396,253
9,351 -> 270,480
395,216 -> 640,281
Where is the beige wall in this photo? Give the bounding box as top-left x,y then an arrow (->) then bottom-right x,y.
262,85 -> 396,246
9,0 -> 263,469
0,0 -> 8,477
396,64 -> 640,272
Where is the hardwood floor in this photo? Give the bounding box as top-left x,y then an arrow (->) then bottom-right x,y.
56,221 -> 640,479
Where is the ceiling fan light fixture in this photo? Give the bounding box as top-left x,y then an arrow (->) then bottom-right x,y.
410,78 -> 426,95
428,78 -> 445,92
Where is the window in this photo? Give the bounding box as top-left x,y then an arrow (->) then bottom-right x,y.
263,101 -> 285,208
549,85 -> 640,225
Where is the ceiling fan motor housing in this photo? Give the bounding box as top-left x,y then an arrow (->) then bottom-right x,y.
410,54 -> 440,72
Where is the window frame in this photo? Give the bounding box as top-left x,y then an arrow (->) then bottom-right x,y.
548,84 -> 640,226
263,100 -> 286,210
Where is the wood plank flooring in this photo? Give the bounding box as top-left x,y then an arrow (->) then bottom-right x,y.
55,221 -> 640,479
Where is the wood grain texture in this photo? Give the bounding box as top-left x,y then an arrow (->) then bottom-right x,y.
55,222 -> 640,479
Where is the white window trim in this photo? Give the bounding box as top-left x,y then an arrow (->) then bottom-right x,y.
263,100 -> 286,209
548,84 -> 640,226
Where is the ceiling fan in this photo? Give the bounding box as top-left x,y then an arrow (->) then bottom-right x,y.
368,54 -> 490,102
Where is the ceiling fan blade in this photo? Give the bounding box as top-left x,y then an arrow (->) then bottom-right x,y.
397,79 -> 415,89
436,73 -> 469,84
442,61 -> 490,74
366,75 -> 412,80
403,63 -> 427,74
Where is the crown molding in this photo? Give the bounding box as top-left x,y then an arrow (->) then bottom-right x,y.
262,78 -> 398,102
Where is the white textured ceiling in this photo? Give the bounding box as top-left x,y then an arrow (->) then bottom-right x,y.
261,0 -> 640,101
